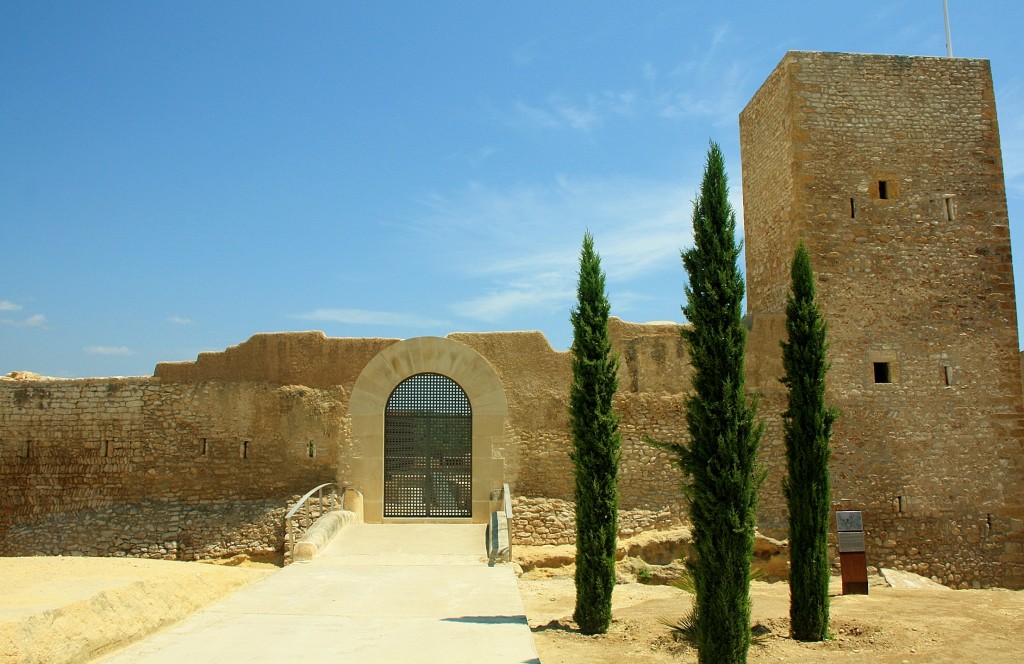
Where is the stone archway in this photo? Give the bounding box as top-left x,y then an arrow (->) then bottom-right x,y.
346,337 -> 507,523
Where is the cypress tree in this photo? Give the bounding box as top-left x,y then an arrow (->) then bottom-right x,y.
660,142 -> 764,663
569,231 -> 621,635
781,240 -> 836,641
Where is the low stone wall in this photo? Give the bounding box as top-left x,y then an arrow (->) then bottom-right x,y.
860,510 -> 1007,590
511,496 -> 680,546
1,499 -> 285,561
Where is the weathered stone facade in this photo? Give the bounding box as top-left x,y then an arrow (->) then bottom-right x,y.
1,51 -> 1022,588
740,52 -> 1024,588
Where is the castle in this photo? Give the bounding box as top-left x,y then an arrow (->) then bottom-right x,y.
3,51 -> 1022,588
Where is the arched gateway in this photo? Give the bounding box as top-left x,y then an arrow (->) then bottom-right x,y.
346,337 -> 507,523
384,373 -> 472,517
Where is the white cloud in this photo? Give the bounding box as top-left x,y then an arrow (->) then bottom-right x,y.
503,23 -> 761,138
413,174 -> 696,324
0,312 -> 46,328
503,26 -> 753,134
551,94 -> 600,131
511,42 -> 536,67
509,92 -> 631,133
84,346 -> 136,356
0,300 -> 22,311
996,79 -> 1024,197
657,60 -> 751,126
450,273 -> 575,323
511,100 -> 563,130
293,308 -> 449,328
167,316 -> 194,325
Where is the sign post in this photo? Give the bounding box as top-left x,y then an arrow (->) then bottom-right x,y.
836,510 -> 869,595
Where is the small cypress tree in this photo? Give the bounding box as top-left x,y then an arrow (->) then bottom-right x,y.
658,142 -> 764,663
569,231 -> 621,635
781,240 -> 837,641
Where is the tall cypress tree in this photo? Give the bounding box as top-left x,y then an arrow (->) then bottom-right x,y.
569,231 -> 621,636
661,142 -> 764,663
781,241 -> 836,641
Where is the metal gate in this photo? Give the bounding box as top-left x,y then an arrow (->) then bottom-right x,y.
384,373 -> 472,518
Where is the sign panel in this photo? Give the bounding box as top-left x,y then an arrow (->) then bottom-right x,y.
836,510 -> 863,532
838,530 -> 866,553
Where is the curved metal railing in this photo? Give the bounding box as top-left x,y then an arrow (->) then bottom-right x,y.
502,482 -> 513,522
284,482 -> 342,564
488,483 -> 513,564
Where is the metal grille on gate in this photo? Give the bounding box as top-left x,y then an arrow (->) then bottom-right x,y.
384,373 -> 472,518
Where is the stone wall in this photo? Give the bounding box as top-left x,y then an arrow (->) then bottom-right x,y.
0,375 -> 345,556
0,311 -> 1020,586
741,51 -> 1024,588
1,499 -> 284,561
511,496 -> 677,546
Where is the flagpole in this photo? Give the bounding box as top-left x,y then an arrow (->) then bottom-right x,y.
943,0 -> 954,57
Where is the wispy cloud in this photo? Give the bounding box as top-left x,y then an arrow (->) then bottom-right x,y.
450,273 -> 574,323
504,24 -> 753,134
84,345 -> 136,356
293,308 -> 449,328
509,91 -> 633,133
0,300 -> 23,311
997,79 -> 1024,197
413,174 -> 695,324
167,316 -> 194,325
511,42 -> 537,67
1,312 -> 46,327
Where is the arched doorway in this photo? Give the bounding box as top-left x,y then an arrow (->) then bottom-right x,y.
347,336 -> 508,523
384,373 -> 472,518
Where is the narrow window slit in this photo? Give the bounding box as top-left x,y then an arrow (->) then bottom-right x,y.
241,440 -> 250,459
200,438 -> 208,456
879,180 -> 889,199
850,197 -> 856,218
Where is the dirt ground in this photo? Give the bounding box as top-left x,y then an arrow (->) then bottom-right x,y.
2,550 -> 1022,663
517,563 -> 1024,664
0,555 -> 273,664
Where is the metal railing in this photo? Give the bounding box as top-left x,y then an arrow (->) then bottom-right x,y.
488,483 -> 513,564
283,483 -> 342,564
502,482 -> 513,522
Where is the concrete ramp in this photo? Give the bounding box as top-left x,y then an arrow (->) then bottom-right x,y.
100,524 -> 539,663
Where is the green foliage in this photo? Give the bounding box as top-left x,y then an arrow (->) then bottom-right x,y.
655,142 -> 764,664
662,565 -> 768,649
669,561 -> 697,594
781,241 -> 837,641
569,231 -> 622,635
660,609 -> 698,645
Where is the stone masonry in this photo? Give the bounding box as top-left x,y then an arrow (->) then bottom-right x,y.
741,52 -> 1024,588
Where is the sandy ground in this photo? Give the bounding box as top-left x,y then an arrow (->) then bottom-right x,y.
518,565 -> 1024,663
2,551 -> 1022,664
0,556 -> 272,664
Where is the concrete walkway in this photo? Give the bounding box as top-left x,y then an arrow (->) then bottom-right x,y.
99,524 -> 540,663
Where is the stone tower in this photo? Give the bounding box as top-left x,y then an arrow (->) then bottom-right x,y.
740,51 -> 1024,587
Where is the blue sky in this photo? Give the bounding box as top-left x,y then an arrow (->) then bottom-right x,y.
2,1 -> 1023,377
